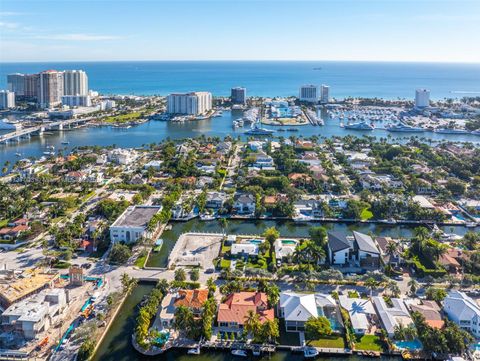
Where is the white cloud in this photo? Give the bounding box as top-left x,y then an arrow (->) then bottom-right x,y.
34,33 -> 122,41
0,21 -> 20,29
0,12 -> 24,16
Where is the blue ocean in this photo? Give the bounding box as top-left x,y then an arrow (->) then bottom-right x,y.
1,61 -> 480,99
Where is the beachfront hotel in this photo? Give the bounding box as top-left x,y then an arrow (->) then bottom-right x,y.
299,84 -> 319,102
167,91 -> 212,115
415,88 -> 430,108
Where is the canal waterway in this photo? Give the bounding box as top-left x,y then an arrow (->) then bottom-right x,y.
145,219 -> 475,268
92,280 -> 401,361
2,109 -> 480,166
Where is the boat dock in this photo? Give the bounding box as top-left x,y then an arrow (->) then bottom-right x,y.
305,109 -> 324,126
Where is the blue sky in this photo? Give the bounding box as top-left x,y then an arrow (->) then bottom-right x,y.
1,0 -> 479,63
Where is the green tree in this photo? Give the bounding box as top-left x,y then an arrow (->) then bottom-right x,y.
308,226 -> 327,247
263,226 -> 280,260
190,268 -> 200,282
425,287 -> 447,302
364,277 -> 379,297
305,316 -> 332,340
109,243 -> 132,265
408,279 -> 418,296
174,268 -> 186,282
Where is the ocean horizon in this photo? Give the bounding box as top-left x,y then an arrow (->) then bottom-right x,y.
1,60 -> 480,99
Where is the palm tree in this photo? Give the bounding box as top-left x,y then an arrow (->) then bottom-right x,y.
264,283 -> 280,308
219,217 -> 228,235
364,277 -> 379,297
386,241 -> 398,258
408,278 -> 418,296
263,227 -> 279,260
387,281 -> 401,298
206,277 -> 216,296
244,310 -> 261,339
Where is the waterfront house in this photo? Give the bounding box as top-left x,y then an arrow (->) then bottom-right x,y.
279,292 -> 339,332
438,252 -> 461,274
206,191 -> 227,210
328,232 -> 351,265
159,289 -> 209,328
217,292 -> 274,330
375,236 -> 403,267
339,295 -> 377,335
406,299 -> 444,329
327,231 -> 380,269
233,193 -> 256,215
274,238 -> 299,264
231,243 -> 259,258
372,297 -> 413,338
443,291 -> 480,337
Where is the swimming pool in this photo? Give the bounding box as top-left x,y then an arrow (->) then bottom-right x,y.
393,339 -> 422,351
282,240 -> 297,245
248,239 -> 263,244
153,330 -> 170,347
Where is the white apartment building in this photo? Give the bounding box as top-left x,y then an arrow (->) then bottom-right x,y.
299,85 -> 319,102
415,89 -> 430,108
63,70 -> 88,96
320,85 -> 330,103
39,70 -> 64,108
110,205 -> 162,243
231,87 -> 247,104
167,92 -> 212,115
61,95 -> 92,107
99,100 -> 116,111
0,90 -> 15,109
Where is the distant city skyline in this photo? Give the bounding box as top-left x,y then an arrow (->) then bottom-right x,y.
0,0 -> 479,63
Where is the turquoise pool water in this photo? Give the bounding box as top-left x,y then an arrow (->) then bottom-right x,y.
282,240 -> 297,245
249,239 -> 263,244
393,339 -> 422,350
154,330 -> 170,347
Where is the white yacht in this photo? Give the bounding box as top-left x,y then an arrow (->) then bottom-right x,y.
0,118 -> 22,130
344,121 -> 374,131
386,122 -> 425,132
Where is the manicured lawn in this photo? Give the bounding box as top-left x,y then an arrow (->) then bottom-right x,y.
221,243 -> 231,254
354,334 -> 384,351
308,335 -> 346,348
0,219 -> 8,228
134,254 -> 147,268
104,112 -> 142,123
360,208 -> 373,220
220,259 -> 231,269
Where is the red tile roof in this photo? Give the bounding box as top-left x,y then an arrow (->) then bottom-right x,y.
217,292 -> 274,325
174,289 -> 209,309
